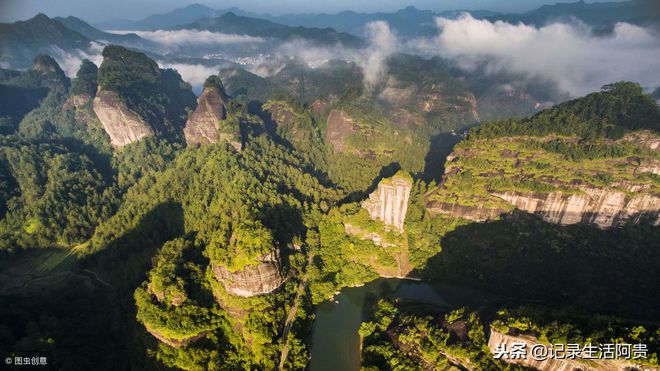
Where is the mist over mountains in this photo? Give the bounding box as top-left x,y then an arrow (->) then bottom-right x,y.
1,0 -> 658,99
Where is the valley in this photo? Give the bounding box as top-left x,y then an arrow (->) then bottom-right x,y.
1,1 -> 659,370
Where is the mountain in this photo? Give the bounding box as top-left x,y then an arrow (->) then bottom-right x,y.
54,16 -> 150,47
0,46 -> 658,370
95,3 -> 242,31
0,13 -> 92,69
268,6 -> 500,38
488,0 -> 660,28
0,55 -> 69,133
427,82 -> 660,227
175,12 -> 363,47
93,45 -> 196,147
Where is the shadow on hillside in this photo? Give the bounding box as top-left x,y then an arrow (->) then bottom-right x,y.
52,136 -> 114,183
421,132 -> 462,183
0,201 -> 185,370
341,162 -> 401,204
81,201 -> 185,292
415,214 -> 660,320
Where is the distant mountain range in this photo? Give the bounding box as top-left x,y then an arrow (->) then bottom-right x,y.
174,12 -> 363,47
486,0 -> 660,29
0,14 -> 156,69
0,11 -> 362,71
94,0 -> 660,39
54,16 -> 146,45
0,14 -> 93,69
95,3 -> 234,31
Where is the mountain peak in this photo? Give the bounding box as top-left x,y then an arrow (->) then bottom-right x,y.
33,54 -> 64,75
29,13 -> 52,23
184,3 -> 213,10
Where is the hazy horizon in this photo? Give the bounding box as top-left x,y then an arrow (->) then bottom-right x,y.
0,0 -> 631,23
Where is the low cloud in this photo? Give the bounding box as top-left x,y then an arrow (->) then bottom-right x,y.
276,21 -> 398,89
157,62 -> 222,91
50,42 -> 104,77
412,14 -> 660,95
361,21 -> 397,87
118,29 -> 264,48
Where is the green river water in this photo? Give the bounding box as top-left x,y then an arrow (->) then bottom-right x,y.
308,278 -> 488,371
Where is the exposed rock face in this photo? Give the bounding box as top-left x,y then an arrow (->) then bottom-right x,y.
183,85 -> 238,148
62,94 -> 94,122
326,109 -> 356,153
212,253 -> 284,297
311,99 -> 329,115
70,94 -> 91,109
624,130 -> 660,151
93,90 -> 153,148
266,102 -> 304,142
488,329 -> 653,371
493,188 -> 660,228
362,175 -> 413,231
426,201 -> 505,222
638,160 -> 660,175
143,323 -> 207,349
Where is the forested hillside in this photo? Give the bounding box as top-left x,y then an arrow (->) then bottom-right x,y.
0,45 -> 658,370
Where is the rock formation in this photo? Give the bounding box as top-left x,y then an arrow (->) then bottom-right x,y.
493,188 -> 660,228
265,102 -> 305,143
427,189 -> 660,228
92,90 -> 154,148
624,130 -> 660,151
426,201 -> 505,222
326,109 -> 356,153
488,329 -> 653,371
143,324 -> 207,349
183,78 -> 240,150
212,253 -> 285,297
638,160 -> 660,175
362,173 -> 413,231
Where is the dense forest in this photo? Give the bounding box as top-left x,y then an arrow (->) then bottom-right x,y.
0,46 -> 658,370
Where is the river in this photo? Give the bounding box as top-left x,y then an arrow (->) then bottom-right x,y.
308,278 -> 489,371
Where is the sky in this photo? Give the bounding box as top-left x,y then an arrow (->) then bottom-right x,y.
0,0 -> 630,23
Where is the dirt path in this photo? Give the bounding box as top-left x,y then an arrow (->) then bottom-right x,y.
278,252 -> 314,370
82,269 -> 113,288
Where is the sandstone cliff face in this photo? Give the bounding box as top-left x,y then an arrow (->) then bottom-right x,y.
183,85 -> 239,149
143,323 -> 207,349
624,130 -> 660,151
326,109 -> 356,153
212,253 -> 284,297
93,90 -> 154,148
488,329 -> 653,371
362,175 -> 413,231
427,189 -> 660,228
493,188 -> 660,228
266,102 -> 305,143
426,201 -> 505,222
638,160 -> 660,175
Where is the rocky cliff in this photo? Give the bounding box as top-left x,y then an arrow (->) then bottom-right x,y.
211,253 -> 285,297
93,90 -> 154,148
326,109 -> 356,153
362,174 -> 413,231
183,77 -> 241,150
143,323 -> 207,349
488,329 -> 654,371
493,188 -> 660,228
183,85 -> 226,144
426,201 -> 505,222
426,132 -> 660,229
